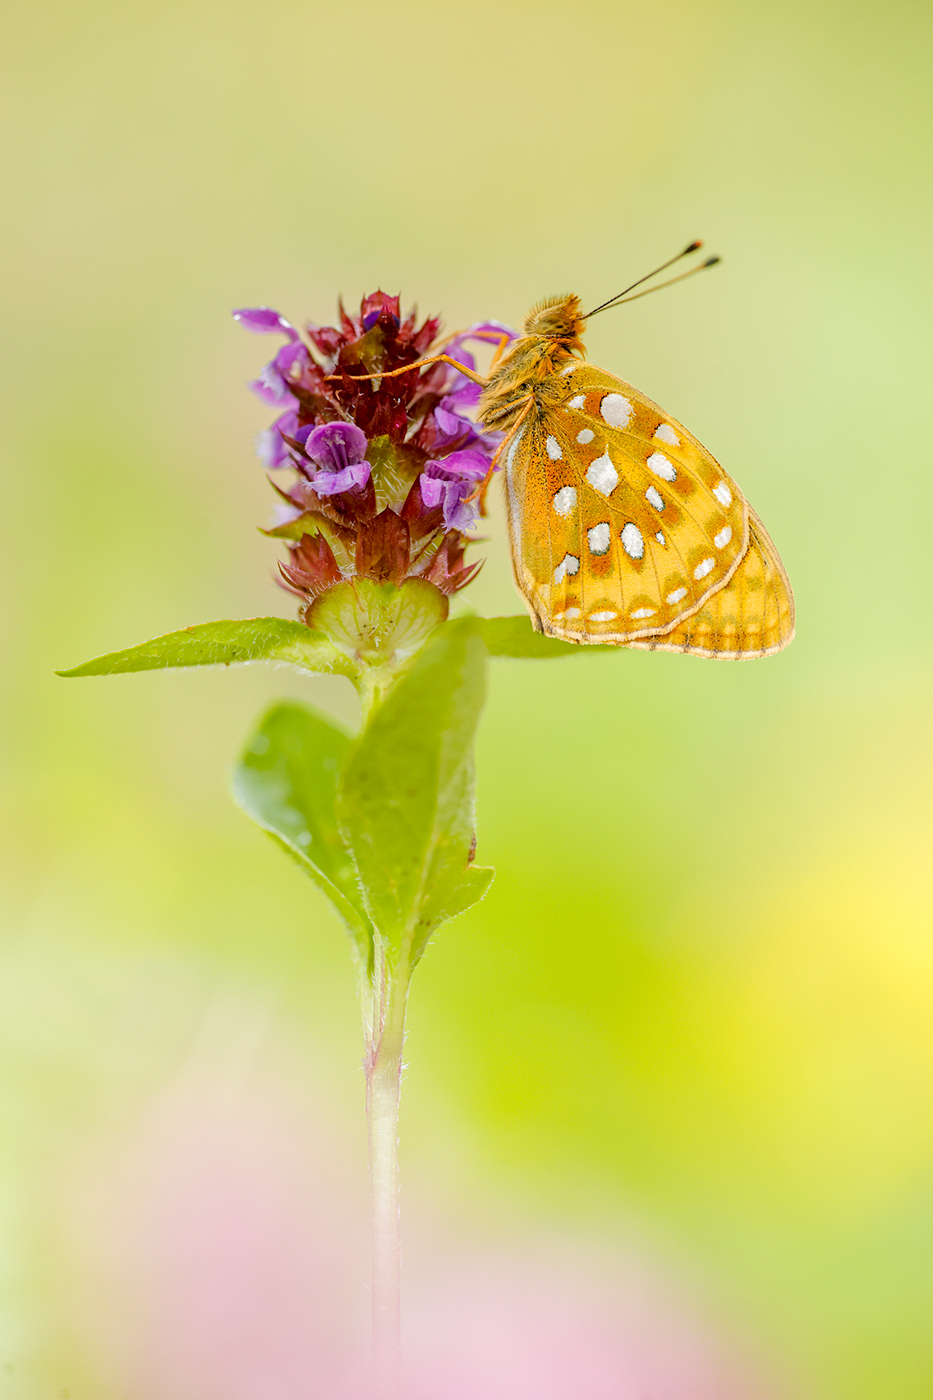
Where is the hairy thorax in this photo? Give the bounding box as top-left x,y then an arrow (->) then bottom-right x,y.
476,294 -> 587,433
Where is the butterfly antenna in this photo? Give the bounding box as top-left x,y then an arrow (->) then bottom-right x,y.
583,242 -> 709,319
606,257 -> 721,306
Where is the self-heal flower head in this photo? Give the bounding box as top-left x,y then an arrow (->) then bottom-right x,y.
236,292 -> 513,625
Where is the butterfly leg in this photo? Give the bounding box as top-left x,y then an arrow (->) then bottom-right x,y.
326,354 -> 488,386
487,334 -> 512,371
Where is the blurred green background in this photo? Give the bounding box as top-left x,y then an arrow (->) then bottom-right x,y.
2,0 -> 932,1395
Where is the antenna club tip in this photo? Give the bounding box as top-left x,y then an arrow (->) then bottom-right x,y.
683,240 -> 703,254
703,256 -> 722,267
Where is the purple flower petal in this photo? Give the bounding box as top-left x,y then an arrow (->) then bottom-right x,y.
419,451 -> 488,530
270,502 -> 304,528
290,423 -> 314,449
249,367 -> 292,406
232,307 -> 299,341
361,291 -> 401,331
418,475 -> 478,532
444,377 -> 482,409
305,422 -> 368,471
256,409 -> 299,468
418,475 -> 447,510
433,401 -> 475,440
313,461 -> 372,496
426,449 -> 489,482
445,320 -> 517,358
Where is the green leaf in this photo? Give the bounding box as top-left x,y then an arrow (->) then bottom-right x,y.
337,615 -> 493,966
232,701 -> 374,965
478,615 -> 587,658
57,617 -> 357,679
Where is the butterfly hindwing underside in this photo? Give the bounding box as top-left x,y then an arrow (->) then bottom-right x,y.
501,361 -> 793,656
625,510 -> 794,657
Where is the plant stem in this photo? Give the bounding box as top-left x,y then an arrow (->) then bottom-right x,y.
365,945 -> 409,1400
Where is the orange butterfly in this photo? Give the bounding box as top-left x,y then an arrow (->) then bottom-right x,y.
360,244 -> 794,658
470,247 -> 793,658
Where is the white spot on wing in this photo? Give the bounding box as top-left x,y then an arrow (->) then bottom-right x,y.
563,607 -> 581,619
588,610 -> 617,622
576,428 -> 594,444
714,525 -> 732,548
586,451 -> 618,495
712,480 -> 732,508
553,486 -> 577,516
621,523 -> 644,559
645,485 -> 664,511
600,393 -> 633,428
666,586 -> 687,605
655,531 -> 665,545
568,394 -> 586,409
693,556 -> 715,580
587,522 -> 611,555
553,553 -> 580,584
561,365 -> 578,377
545,434 -> 562,460
631,607 -> 656,619
653,423 -> 680,446
646,451 -> 677,482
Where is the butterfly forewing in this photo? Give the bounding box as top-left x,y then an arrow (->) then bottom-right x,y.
625,511 -> 794,657
504,362 -> 748,642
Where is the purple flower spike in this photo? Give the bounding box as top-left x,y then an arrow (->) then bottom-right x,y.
420,450 -> 488,531
238,289 -> 504,609
233,307 -> 299,340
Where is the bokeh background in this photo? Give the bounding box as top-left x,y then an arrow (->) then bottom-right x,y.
2,0 -> 932,1395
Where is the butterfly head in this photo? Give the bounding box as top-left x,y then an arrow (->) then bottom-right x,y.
523,295 -> 586,354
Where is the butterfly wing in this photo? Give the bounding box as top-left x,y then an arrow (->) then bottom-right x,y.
502,362 -> 751,643
624,509 -> 794,657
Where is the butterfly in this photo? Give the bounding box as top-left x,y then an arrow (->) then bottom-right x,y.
352,244 -> 794,658
467,246 -> 794,658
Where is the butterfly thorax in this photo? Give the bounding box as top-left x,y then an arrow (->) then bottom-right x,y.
477,295 -> 586,433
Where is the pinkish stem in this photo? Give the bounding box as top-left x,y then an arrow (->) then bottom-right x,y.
364,948 -> 409,1400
